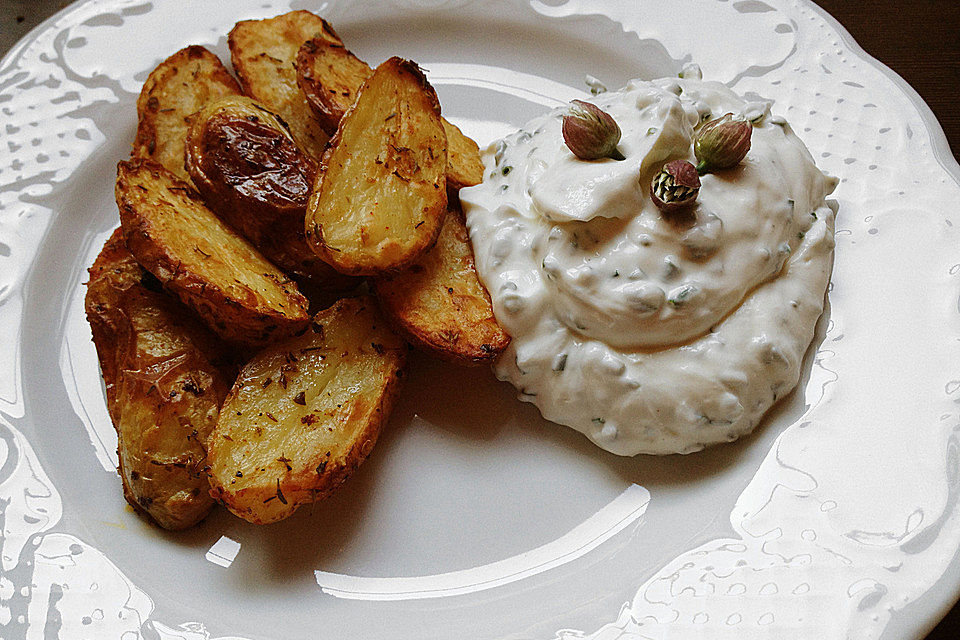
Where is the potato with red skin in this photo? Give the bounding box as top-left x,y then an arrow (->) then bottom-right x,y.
295,37 -> 484,189
295,38 -> 372,135
116,158 -> 310,348
185,95 -> 356,291
133,45 -> 241,184
85,228 -> 234,530
304,57 -> 448,276
228,10 -> 342,160
206,296 -> 406,524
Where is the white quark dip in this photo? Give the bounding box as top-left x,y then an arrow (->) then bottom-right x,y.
460,77 -> 838,456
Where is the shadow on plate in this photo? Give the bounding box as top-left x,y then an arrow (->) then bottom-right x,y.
149,289 -> 832,591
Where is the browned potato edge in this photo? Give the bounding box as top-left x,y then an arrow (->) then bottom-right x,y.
117,158 -> 310,347
305,57 -> 448,276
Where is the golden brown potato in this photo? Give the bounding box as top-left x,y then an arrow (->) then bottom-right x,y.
184,95 -> 355,291
116,158 -> 310,348
441,119 -> 484,190
294,38 -> 371,134
304,57 -> 448,276
206,296 -> 406,524
228,11 -> 341,160
374,202 -> 510,364
85,228 -> 234,530
295,37 -> 484,189
133,45 -> 241,184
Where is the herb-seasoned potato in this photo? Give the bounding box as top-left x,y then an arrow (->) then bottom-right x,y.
304,57 -> 448,276
184,95 -> 355,290
85,229 -> 234,530
440,120 -> 485,190
117,158 -> 310,347
374,202 -> 509,364
228,10 -> 341,160
296,37 -> 484,189
133,45 -> 241,184
294,38 -> 370,135
206,296 -> 405,524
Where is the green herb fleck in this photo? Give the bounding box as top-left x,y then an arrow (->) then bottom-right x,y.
668,284 -> 697,307
553,353 -> 567,372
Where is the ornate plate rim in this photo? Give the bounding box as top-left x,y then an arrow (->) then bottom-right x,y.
2,1 -> 960,639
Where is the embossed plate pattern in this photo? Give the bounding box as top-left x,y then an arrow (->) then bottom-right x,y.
1,1 -> 960,639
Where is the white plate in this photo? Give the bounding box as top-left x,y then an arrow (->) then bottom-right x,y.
2,1 -> 960,639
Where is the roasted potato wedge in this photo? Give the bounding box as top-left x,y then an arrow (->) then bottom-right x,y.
184,95 -> 355,290
116,158 -> 310,347
296,38 -> 484,189
206,296 -> 406,524
294,38 -> 371,135
441,119 -> 484,190
85,228 -> 234,530
133,45 -> 241,184
228,10 -> 341,160
374,202 -> 509,364
305,57 -> 448,276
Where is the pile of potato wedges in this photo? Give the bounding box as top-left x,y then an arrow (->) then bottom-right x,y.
85,11 -> 508,529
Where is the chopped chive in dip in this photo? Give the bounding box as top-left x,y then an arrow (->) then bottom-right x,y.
668,284 -> 698,307
553,353 -> 568,372
461,76 -> 837,456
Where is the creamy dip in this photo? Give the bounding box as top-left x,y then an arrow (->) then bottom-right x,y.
461,77 -> 837,456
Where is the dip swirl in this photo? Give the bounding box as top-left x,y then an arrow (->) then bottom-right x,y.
461,78 -> 837,455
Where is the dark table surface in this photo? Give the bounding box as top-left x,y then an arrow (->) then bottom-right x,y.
2,1 -> 959,638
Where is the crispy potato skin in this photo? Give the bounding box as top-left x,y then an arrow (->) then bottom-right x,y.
116,158 -> 310,348
305,57 -> 448,276
186,96 -> 316,230
295,38 -> 484,189
374,203 -> 510,364
133,45 -> 241,184
85,229 -> 234,530
228,11 -> 341,160
184,96 -> 355,291
440,119 -> 484,190
295,38 -> 372,135
206,296 -> 406,524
